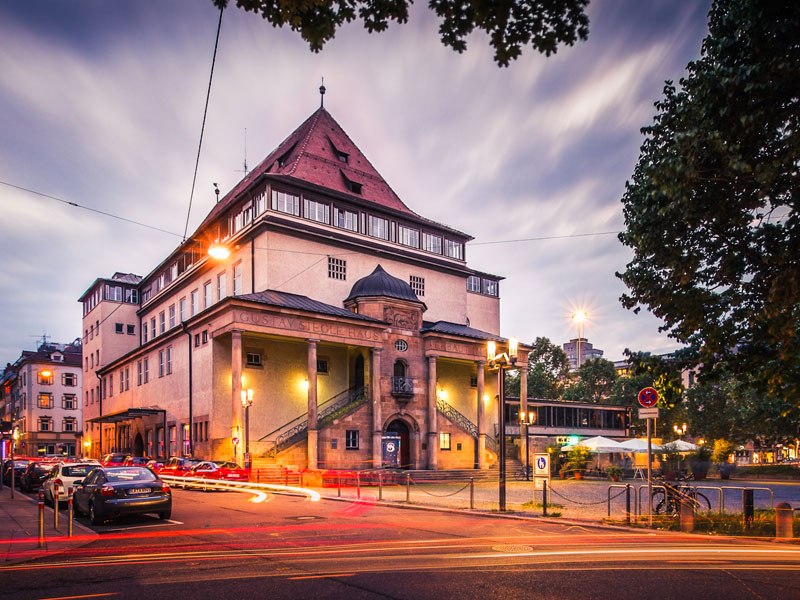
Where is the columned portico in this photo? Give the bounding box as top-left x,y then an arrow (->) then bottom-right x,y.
307,339 -> 319,469
371,348 -> 382,468
427,355 -> 438,469
476,360 -> 487,469
231,330 -> 243,462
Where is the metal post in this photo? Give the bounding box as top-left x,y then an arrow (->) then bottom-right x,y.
406,472 -> 411,503
337,474 -> 341,497
38,491 -> 45,548
498,365 -> 506,511
470,477 -> 474,510
67,487 -> 74,538
53,485 -> 59,529
542,480 -> 548,516
646,417 -> 652,526
680,499 -> 694,532
743,489 -> 754,530
285,469 -> 288,487
378,471 -> 383,501
524,423 -> 530,480
357,471 -> 361,500
10,454 -> 15,499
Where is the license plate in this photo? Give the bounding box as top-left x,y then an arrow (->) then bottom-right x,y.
229,474 -> 240,478
128,488 -> 150,495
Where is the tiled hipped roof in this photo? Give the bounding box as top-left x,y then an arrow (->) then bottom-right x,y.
197,108 -> 417,233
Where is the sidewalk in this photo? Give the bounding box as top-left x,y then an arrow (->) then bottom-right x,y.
0,487 -> 98,566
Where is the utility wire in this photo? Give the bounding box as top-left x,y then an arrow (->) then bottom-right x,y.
469,231 -> 620,245
182,5 -> 224,242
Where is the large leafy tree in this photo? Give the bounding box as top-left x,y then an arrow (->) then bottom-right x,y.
563,357 -> 617,403
212,0 -> 590,66
617,0 -> 800,404
526,336 -> 571,399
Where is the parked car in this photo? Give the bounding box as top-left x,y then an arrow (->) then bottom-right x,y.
100,453 -> 129,467
2,459 -> 30,487
73,466 -> 172,525
158,457 -> 199,477
42,463 -> 98,505
19,461 -> 52,492
188,461 -> 250,482
122,456 -> 152,467
145,459 -> 165,472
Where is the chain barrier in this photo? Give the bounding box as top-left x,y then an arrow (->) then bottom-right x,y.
410,479 -> 473,498
548,484 -> 627,505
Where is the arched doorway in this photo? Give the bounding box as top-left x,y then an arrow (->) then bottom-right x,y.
352,353 -> 365,390
386,420 -> 410,468
133,433 -> 144,457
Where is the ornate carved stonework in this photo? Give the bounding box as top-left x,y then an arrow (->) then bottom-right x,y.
384,307 -> 418,330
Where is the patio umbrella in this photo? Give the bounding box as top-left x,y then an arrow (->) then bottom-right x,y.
561,436 -> 624,453
619,438 -> 664,453
662,440 -> 698,452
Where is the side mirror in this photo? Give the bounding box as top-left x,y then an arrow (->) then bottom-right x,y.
73,479 -> 84,487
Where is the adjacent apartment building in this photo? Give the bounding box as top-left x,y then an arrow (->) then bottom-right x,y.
79,105 -> 530,470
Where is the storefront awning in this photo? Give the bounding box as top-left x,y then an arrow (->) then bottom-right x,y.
87,408 -> 166,424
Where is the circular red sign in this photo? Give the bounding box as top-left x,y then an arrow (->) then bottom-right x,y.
637,387 -> 659,408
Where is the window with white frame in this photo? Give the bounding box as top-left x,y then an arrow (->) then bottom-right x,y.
439,432 -> 451,450
334,207 -> 358,231
38,416 -> 53,432
467,275 -> 481,293
246,352 -> 262,367
159,311 -> 166,334
142,324 -> 149,344
409,276 -> 425,297
191,289 -> 199,316
179,297 -> 187,322
169,304 -> 176,328
38,392 -> 53,409
63,418 -> 77,433
123,367 -> 130,391
62,372 -> 77,387
204,281 -> 212,308
345,430 -> 359,450
253,190 -> 267,216
444,239 -> 463,260
271,189 -> 300,216
217,272 -> 227,300
62,394 -> 77,410
150,318 -> 156,339
482,279 -> 499,297
143,357 -> 149,383
328,257 -> 346,280
166,346 -> 173,375
137,360 -> 143,386
367,215 -> 389,240
422,232 -> 442,254
304,198 -> 330,224
398,225 -> 420,248
233,262 -> 242,295
158,350 -> 165,377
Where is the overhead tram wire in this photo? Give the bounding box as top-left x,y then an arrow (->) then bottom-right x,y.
182,4 -> 224,242
468,231 -> 621,245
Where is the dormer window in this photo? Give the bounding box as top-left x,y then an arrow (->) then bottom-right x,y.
275,142 -> 297,169
340,170 -> 363,195
328,137 -> 349,163
51,353 -> 64,363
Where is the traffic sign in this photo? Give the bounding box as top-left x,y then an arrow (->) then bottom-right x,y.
534,453 -> 550,477
638,407 -> 659,419
637,387 -> 659,408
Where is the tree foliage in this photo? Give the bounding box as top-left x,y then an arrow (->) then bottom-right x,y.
212,0 -> 590,66
525,336 -> 571,399
563,357 -> 617,403
617,0 -> 800,403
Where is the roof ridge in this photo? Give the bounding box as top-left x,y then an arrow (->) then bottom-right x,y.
285,108 -> 324,177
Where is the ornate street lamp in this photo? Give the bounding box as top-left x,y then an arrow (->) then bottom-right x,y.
673,423 -> 687,439
241,388 -> 254,468
488,337 -> 518,511
519,410 -> 537,481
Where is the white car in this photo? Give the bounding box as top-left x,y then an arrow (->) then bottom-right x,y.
42,462 -> 98,505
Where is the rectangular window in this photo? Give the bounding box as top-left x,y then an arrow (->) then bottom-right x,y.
38,371 -> 54,385
204,281 -> 212,308
482,279 -> 499,297
159,350 -> 165,378
398,225 -> 420,248
63,418 -> 77,433
38,392 -> 53,409
317,359 -> 329,374
169,304 -> 176,328
38,417 -> 52,432
166,346 -> 173,375
233,262 -> 242,296
328,257 -> 347,280
143,358 -> 149,384
334,207 -> 358,231
467,275 -> 481,293
423,232 -> 443,254
125,288 -> 139,304
108,374 -> 113,396
217,272 -> 227,300
367,215 -> 389,240
127,324 -> 135,335
304,198 -> 330,224
345,430 -> 359,450
124,367 -> 130,391
142,323 -> 148,344
439,432 -> 451,450
137,360 -> 143,386
246,352 -> 262,367
253,190 -> 267,216
271,189 -> 300,216
194,334 -> 200,348
151,318 -> 156,339
444,239 -> 463,260
62,394 -> 77,410
409,276 -> 425,297
119,368 -> 125,394
62,372 -> 77,387
115,322 -> 124,334
159,311 -> 166,334
179,297 -> 187,322
191,289 -> 199,316
202,331 -> 208,344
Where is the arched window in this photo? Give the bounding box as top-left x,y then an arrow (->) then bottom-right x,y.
393,360 -> 407,378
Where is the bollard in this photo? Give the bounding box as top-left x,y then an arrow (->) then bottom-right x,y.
257,470 -> 261,484
378,472 -> 383,501
38,491 -> 45,548
300,473 -> 304,488
67,487 -> 74,538
53,485 -> 60,529
743,489 -> 754,530
337,474 -> 342,498
680,498 -> 694,532
406,473 -> 411,503
470,477 -> 474,510
625,484 -> 631,525
285,469 -> 289,487
357,471 -> 361,500
776,502 -> 793,539
542,480 -> 548,516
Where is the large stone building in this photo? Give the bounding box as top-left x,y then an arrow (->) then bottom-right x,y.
0,340 -> 83,458
79,105 -> 530,470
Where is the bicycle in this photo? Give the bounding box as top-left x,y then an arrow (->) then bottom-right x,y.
513,465 -> 533,481
650,473 -> 712,515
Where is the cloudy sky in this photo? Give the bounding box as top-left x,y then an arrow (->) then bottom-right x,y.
0,0 -> 712,366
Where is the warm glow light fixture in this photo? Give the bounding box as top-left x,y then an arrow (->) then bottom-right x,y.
208,242 -> 230,260
40,369 -> 53,378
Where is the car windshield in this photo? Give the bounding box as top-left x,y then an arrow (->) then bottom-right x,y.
214,462 -> 241,469
63,465 -> 94,477
106,468 -> 157,483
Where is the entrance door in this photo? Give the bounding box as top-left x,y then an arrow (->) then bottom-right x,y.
386,420 -> 410,469
353,354 -> 365,390
133,433 -> 144,457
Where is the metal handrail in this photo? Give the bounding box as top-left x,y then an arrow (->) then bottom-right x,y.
436,398 -> 478,438
259,386 -> 364,442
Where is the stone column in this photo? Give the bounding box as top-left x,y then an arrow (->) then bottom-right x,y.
231,330 -> 243,462
476,360 -> 487,469
371,348 -> 383,468
307,339 -> 319,470
427,356 -> 438,470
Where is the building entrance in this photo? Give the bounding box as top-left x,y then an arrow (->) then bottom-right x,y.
133,433 -> 144,457
386,420 -> 410,468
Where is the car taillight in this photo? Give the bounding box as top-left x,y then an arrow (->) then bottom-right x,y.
101,485 -> 115,497
55,478 -> 63,490
161,483 -> 170,493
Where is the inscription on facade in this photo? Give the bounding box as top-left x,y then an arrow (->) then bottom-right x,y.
236,311 -> 382,341
426,339 -> 483,357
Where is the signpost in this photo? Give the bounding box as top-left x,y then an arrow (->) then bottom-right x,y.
533,452 -> 550,491
638,387 -> 660,526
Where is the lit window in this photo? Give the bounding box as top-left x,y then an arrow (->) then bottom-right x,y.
439,432 -> 451,451
37,392 -> 53,409
38,371 -> 54,385
345,430 -> 359,450
328,257 -> 347,280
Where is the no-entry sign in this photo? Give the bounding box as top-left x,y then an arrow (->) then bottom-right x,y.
637,387 -> 659,408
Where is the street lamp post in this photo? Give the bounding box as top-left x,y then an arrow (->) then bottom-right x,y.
241,388 -> 253,468
488,338 -> 518,512
673,423 -> 687,439
519,410 -> 536,480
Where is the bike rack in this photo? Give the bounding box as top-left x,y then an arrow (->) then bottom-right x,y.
694,486 -> 723,512
607,484 -> 632,521
707,486 -> 774,512
636,484 -> 667,517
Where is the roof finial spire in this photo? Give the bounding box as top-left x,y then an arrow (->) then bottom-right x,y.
319,77 -> 326,108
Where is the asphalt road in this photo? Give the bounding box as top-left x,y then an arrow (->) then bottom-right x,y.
2,486 -> 799,599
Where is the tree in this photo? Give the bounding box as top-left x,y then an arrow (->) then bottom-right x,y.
212,0 -> 590,66
526,336 -> 571,399
563,357 -> 617,403
617,0 -> 800,404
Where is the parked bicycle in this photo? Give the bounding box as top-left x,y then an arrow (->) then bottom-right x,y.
650,473 -> 712,515
513,465 -> 533,481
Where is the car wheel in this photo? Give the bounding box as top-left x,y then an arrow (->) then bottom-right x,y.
158,510 -> 172,520
89,503 -> 104,525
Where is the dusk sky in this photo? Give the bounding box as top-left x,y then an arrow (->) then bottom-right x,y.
0,0 -> 712,367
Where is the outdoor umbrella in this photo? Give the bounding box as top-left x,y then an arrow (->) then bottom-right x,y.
662,440 -> 698,452
561,436 -> 624,453
619,438 -> 664,452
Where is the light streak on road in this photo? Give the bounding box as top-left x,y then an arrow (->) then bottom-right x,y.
160,475 -> 321,502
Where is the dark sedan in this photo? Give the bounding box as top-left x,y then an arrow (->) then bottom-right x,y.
19,461 -> 52,492
2,459 -> 30,487
74,466 -> 172,525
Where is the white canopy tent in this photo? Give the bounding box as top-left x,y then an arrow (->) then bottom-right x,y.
662,440 -> 698,452
619,438 -> 664,453
561,436 -> 625,453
